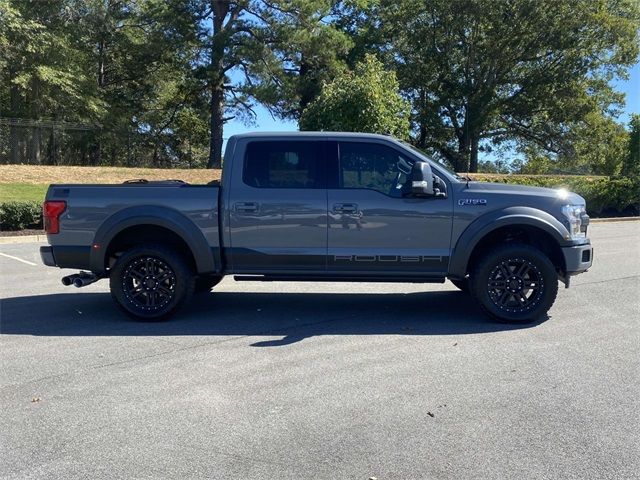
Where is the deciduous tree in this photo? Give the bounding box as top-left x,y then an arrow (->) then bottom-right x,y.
378,0 -> 640,172
300,54 -> 410,138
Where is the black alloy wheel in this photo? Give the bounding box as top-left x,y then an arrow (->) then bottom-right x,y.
122,256 -> 177,312
110,245 -> 194,321
486,258 -> 544,314
471,243 -> 558,323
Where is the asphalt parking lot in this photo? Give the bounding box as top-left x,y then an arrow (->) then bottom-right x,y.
1,221 -> 639,479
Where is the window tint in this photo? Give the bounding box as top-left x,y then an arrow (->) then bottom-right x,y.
244,141 -> 322,189
338,142 -> 412,197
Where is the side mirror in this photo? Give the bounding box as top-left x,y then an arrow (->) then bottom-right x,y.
411,161 -> 434,196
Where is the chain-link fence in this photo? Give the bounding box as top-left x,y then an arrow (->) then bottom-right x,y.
0,117 -> 209,168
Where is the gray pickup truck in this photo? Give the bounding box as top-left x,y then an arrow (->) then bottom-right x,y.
40,132 -> 593,323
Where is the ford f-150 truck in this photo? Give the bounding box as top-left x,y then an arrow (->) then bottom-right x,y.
40,132 -> 593,323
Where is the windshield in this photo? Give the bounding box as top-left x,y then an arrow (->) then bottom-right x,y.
399,141 -> 463,181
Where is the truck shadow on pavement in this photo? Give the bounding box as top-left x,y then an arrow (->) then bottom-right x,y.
0,290 -> 547,346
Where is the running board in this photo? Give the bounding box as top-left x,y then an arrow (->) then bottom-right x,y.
233,275 -> 446,284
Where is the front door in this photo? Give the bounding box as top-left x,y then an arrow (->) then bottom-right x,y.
327,140 -> 453,277
228,139 -> 327,273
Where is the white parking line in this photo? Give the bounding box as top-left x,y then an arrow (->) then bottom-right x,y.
0,252 -> 37,266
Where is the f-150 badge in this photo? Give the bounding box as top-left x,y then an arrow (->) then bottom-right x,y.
458,198 -> 487,206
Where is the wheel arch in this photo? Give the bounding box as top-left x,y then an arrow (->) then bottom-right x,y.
90,206 -> 216,274
449,207 -> 570,279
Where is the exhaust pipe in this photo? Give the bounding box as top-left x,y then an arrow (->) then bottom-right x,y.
73,273 -> 99,288
61,272 -> 101,288
61,274 -> 80,286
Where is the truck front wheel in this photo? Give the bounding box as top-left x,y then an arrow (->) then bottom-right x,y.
110,245 -> 195,321
470,243 -> 558,323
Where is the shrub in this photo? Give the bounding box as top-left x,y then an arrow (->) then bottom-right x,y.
465,174 -> 640,216
0,201 -> 43,231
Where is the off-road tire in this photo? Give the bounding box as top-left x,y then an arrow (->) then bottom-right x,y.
110,244 -> 195,321
470,243 -> 558,324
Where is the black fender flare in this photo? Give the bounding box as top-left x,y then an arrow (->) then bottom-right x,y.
448,206 -> 571,278
90,205 -> 216,274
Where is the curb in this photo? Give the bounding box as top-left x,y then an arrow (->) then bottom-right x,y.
590,217 -> 640,223
0,234 -> 47,244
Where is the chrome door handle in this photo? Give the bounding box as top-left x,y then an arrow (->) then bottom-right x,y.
235,202 -> 259,214
333,203 -> 358,214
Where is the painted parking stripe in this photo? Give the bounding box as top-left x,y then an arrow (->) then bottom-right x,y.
0,252 -> 37,266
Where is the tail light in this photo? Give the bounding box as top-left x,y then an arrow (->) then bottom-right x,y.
43,201 -> 66,234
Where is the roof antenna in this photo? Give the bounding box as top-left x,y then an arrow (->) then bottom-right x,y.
464,154 -> 470,189
466,153 -> 470,188
465,120 -> 471,189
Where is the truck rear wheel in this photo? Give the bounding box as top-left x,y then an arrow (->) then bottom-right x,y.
470,243 -> 558,323
110,245 -> 195,321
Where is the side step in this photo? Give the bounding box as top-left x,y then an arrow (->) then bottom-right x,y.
233,275 -> 446,284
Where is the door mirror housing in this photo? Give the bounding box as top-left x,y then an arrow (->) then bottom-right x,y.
411,161 -> 434,196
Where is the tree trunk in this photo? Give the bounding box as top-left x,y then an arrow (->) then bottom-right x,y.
92,35 -> 106,166
456,114 -> 481,173
28,77 -> 41,164
417,122 -> 427,149
98,37 -> 105,89
469,133 -> 479,173
50,128 -> 58,165
207,0 -> 229,169
9,70 -> 20,164
456,134 -> 470,173
90,140 -> 101,166
298,57 -> 314,117
416,90 -> 428,149
208,83 -> 224,169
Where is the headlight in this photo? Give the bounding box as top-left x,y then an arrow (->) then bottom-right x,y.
561,204 -> 587,240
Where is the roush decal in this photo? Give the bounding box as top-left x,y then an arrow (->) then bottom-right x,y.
333,255 -> 444,263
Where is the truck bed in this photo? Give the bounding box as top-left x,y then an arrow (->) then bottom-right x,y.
44,182 -> 221,273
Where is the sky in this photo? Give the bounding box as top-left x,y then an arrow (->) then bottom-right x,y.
223,63 -> 640,142
613,62 -> 640,124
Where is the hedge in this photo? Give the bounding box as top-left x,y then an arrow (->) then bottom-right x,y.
464,174 -> 640,217
0,201 -> 43,231
0,175 -> 638,231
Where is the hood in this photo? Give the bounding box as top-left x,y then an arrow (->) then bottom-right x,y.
467,181 -> 586,205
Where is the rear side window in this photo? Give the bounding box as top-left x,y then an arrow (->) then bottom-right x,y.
243,141 -> 323,188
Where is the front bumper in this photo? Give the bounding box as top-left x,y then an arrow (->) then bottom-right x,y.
562,242 -> 593,275
40,246 -> 56,267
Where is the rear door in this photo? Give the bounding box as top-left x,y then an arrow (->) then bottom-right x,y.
327,140 -> 453,277
227,139 -> 328,273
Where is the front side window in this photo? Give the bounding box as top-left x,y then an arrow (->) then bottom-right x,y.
338,142 -> 412,197
244,141 -> 322,188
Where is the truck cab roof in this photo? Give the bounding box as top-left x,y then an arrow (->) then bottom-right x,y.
229,131 -> 396,140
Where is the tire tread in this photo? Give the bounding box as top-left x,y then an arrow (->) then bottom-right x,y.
470,242 -> 558,324
109,244 -> 195,321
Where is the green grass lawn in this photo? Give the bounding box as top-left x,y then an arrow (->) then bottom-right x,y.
0,184 -> 48,203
